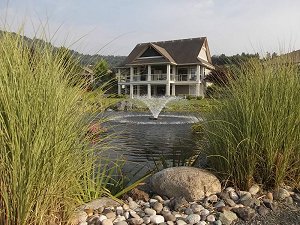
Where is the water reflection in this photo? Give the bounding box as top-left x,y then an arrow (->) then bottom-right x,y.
101,112 -> 201,176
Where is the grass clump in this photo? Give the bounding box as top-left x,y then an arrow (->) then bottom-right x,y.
0,29 -> 114,224
204,56 -> 300,190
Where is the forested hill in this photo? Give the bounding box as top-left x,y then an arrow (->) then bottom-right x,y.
0,30 -> 126,68
69,50 -> 126,68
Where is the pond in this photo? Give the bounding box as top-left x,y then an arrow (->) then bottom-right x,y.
99,111 -> 202,178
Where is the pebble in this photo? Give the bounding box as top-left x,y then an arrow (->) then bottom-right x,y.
154,195 -> 164,203
150,215 -> 165,224
185,214 -> 201,224
266,192 -> 273,201
196,221 -> 207,225
116,206 -> 124,215
145,208 -> 156,216
249,184 -> 260,195
176,220 -> 187,225
128,217 -> 143,225
129,210 -> 140,219
124,211 -> 130,219
214,220 -> 222,225
153,202 -> 164,213
115,221 -> 128,225
105,212 -> 116,220
191,204 -> 204,213
163,213 -> 176,222
200,209 -> 210,216
224,198 -> 236,207
78,222 -> 88,225
123,204 -> 130,211
229,191 -> 239,201
214,200 -> 225,208
239,192 -> 252,202
206,215 -> 216,222
114,216 -> 126,223
286,196 -> 293,204
163,206 -> 171,212
129,200 -> 139,210
87,215 -> 100,224
263,199 -> 277,211
225,187 -> 235,192
143,216 -> 151,224
184,208 -> 193,215
99,215 -> 108,222
150,199 -> 158,204
274,188 -> 290,201
207,195 -> 218,203
167,221 -> 174,225
102,219 -> 113,225
219,210 -> 237,225
292,193 -> 300,203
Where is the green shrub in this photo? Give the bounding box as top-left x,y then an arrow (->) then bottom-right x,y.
0,30 -> 114,225
204,57 -> 300,190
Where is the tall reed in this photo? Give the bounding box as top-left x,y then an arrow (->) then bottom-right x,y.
204,56 -> 300,190
0,29 -> 108,224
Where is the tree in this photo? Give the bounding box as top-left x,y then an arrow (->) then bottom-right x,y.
93,59 -> 112,85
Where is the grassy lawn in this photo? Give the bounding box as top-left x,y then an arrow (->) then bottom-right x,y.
164,98 -> 217,114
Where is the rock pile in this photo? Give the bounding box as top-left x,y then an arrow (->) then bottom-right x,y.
70,186 -> 300,225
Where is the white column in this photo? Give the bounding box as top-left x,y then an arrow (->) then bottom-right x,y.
173,65 -> 176,77
196,83 -> 200,97
117,69 -> 121,82
199,83 -> 205,98
196,65 -> 201,83
118,85 -> 121,95
147,84 -> 151,98
172,84 -> 176,96
166,64 -> 171,96
166,64 -> 171,81
147,65 -> 151,81
137,85 -> 140,96
130,84 -> 134,99
166,84 -> 170,96
130,66 -> 134,81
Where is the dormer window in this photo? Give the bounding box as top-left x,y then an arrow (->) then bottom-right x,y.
139,46 -> 163,59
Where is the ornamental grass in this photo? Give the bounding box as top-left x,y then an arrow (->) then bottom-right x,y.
0,28 -> 117,225
204,56 -> 300,190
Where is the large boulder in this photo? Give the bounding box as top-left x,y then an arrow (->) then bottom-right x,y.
150,167 -> 221,201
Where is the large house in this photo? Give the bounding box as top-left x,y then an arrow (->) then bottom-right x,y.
116,37 -> 214,98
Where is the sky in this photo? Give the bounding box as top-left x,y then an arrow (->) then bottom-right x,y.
1,0 -> 300,56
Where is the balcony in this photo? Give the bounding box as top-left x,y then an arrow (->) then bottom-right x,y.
119,73 -> 202,83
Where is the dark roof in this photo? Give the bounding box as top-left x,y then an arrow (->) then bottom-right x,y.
119,37 -> 213,67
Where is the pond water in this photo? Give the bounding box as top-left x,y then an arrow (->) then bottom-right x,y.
98,111 -> 202,177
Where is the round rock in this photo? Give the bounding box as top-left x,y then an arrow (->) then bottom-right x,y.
150,215 -> 165,224
102,219 -> 113,225
185,214 -> 201,224
150,167 -> 221,201
145,208 -> 156,216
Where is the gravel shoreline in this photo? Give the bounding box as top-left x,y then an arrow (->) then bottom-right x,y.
71,185 -> 300,225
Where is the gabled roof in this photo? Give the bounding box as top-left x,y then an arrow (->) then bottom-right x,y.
119,37 -> 213,67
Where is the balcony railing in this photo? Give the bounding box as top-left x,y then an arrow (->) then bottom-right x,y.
119,74 -> 202,82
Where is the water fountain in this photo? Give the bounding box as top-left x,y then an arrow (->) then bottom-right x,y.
136,96 -> 178,119
108,96 -> 201,125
